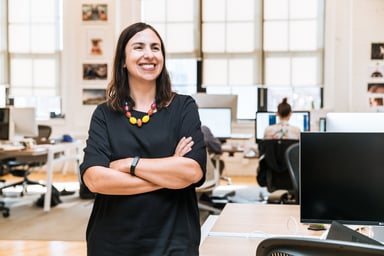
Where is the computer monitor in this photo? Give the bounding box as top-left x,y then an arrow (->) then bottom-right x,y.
192,93 -> 238,121
0,108 -> 11,141
11,107 -> 39,139
300,132 -> 384,226
198,107 -> 232,139
326,112 -> 384,132
255,111 -> 310,142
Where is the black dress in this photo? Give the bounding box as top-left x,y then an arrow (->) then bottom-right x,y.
80,94 -> 207,256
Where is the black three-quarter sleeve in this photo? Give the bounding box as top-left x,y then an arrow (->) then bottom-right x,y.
80,104 -> 112,180
176,95 -> 207,187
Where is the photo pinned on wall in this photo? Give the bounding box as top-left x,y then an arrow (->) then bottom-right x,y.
369,62 -> 384,78
83,63 -> 107,80
82,89 -> 106,105
82,4 -> 108,22
371,43 -> 384,60
369,97 -> 384,107
368,83 -> 384,93
87,30 -> 105,57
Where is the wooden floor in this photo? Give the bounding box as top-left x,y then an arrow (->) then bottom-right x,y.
0,171 -> 256,255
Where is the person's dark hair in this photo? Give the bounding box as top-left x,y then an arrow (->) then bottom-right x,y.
106,22 -> 174,113
277,97 -> 292,118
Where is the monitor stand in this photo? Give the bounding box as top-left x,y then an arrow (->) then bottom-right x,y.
326,221 -> 383,246
371,226 -> 384,244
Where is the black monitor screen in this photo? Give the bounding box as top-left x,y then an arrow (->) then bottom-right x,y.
300,132 -> 384,226
255,111 -> 310,142
198,107 -> 232,139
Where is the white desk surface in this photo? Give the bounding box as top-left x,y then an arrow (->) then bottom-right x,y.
200,203 -> 326,255
0,144 -> 25,152
210,203 -> 324,236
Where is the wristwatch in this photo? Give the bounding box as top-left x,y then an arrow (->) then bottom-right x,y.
130,156 -> 140,176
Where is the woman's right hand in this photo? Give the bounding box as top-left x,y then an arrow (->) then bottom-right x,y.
174,136 -> 194,157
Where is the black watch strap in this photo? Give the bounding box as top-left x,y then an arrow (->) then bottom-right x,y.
130,156 -> 140,176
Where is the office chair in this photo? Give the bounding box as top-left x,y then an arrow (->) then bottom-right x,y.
256,236 -> 384,256
27,125 -> 52,145
36,125 -> 52,144
196,151 -> 231,215
0,201 -> 9,217
0,167 -> 10,217
256,139 -> 299,204
284,142 -> 300,204
0,125 -> 52,197
0,160 -> 46,197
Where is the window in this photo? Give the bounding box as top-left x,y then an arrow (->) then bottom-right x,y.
263,0 -> 324,110
142,0 -> 198,95
7,0 -> 62,119
202,0 -> 262,119
141,0 -> 324,119
0,0 -> 7,89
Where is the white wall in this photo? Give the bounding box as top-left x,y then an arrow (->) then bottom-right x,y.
44,0 -> 140,139
324,0 -> 384,112
45,0 -> 384,139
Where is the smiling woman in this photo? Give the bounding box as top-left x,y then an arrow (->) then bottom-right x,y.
80,22 -> 207,256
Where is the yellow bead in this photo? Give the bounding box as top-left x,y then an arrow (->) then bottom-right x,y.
142,115 -> 150,123
129,117 -> 137,124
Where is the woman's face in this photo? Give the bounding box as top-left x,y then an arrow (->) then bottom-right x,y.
124,28 -> 164,83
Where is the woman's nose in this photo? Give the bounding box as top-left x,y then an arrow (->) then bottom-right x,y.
143,47 -> 154,58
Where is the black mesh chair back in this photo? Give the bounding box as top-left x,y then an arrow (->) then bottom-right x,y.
257,139 -> 299,192
256,237 -> 384,256
284,143 -> 299,203
36,125 -> 52,144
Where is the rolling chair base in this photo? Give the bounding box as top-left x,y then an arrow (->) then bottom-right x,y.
0,178 -> 46,197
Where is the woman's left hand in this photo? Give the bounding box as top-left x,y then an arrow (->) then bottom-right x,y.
174,136 -> 194,157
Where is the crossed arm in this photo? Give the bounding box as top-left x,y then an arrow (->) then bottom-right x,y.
83,137 -> 204,195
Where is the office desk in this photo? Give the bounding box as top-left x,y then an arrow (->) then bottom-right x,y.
0,141 -> 83,212
229,133 -> 253,140
221,144 -> 244,154
200,203 -> 326,255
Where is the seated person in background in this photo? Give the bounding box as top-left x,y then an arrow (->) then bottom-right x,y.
201,125 -> 225,173
264,98 -> 300,140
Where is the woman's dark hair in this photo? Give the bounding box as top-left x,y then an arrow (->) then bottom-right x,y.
106,22 -> 174,113
277,97 -> 292,118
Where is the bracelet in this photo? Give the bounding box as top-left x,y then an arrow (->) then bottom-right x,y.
130,156 -> 140,176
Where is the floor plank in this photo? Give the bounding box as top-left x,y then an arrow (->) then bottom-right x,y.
0,240 -> 86,256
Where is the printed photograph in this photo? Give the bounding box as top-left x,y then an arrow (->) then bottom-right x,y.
368,83 -> 384,93
82,4 -> 108,21
371,43 -> 384,60
369,97 -> 384,107
369,62 -> 384,78
87,30 -> 105,56
82,89 -> 106,105
82,63 -> 108,80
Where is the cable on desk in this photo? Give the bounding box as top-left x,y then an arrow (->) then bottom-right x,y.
286,215 -> 299,234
